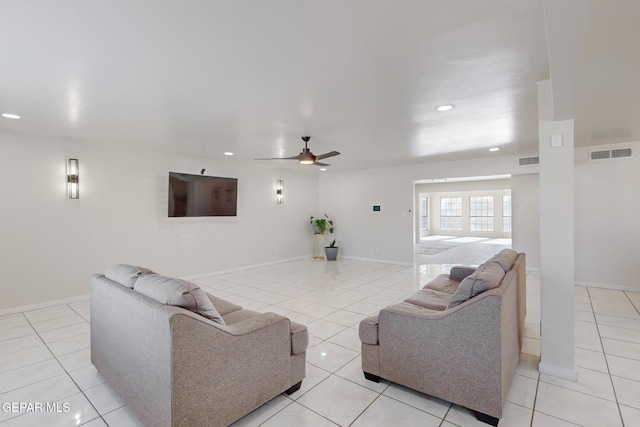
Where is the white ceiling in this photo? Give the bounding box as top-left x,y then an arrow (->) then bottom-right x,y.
1,1 -> 638,172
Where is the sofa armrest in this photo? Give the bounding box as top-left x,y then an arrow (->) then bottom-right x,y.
449,266 -> 477,282
290,321 -> 308,355
223,312 -> 289,336
170,312 -> 297,425
359,314 -> 380,345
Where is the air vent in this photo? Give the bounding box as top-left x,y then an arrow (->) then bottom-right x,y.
590,150 -> 610,160
590,148 -> 632,161
518,156 -> 539,166
612,148 -> 632,158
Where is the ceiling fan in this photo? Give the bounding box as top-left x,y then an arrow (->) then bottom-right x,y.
256,136 -> 340,166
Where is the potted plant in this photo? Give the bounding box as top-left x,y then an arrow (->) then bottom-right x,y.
325,238 -> 339,261
310,214 -> 339,261
309,215 -> 329,234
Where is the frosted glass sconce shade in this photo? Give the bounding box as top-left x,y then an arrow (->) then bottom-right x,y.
276,179 -> 284,204
67,158 -> 79,199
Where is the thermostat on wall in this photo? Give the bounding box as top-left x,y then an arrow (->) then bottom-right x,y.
373,205 -> 381,212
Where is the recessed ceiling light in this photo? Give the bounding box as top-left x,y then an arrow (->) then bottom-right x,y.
2,113 -> 20,119
435,104 -> 454,112
320,168 -> 327,172
224,152 -> 234,156
489,147 -> 500,152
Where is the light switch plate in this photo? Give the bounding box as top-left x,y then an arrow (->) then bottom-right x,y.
551,134 -> 563,148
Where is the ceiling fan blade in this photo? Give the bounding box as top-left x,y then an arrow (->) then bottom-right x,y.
315,151 -> 340,160
255,136 -> 338,165
255,155 -> 301,160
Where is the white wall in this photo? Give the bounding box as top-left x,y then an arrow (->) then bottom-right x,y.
511,173 -> 540,270
0,130 -> 319,309
319,155 -> 537,265
574,141 -> 640,290
318,167 -> 415,264
319,139 -> 640,291
4,130 -> 635,310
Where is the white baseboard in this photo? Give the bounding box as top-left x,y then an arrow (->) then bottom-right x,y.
539,360 -> 578,381
575,280 -> 640,293
341,256 -> 413,267
182,255 -> 312,280
0,294 -> 89,317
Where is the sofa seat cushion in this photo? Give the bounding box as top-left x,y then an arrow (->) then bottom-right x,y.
404,288 -> 452,311
134,274 -> 225,325
487,249 -> 519,272
208,294 -> 243,316
447,262 -> 505,308
423,274 -> 461,294
359,314 -> 379,345
290,321 -> 308,355
105,264 -> 154,288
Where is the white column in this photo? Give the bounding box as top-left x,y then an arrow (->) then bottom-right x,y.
538,79 -> 577,380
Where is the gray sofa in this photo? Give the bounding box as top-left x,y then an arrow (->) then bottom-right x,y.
90,265 -> 307,427
359,250 -> 526,426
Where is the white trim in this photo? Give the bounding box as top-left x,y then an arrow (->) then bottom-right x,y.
182,255 -> 311,280
539,360 -> 578,382
341,255 -> 413,267
575,280 -> 640,293
0,294 -> 89,317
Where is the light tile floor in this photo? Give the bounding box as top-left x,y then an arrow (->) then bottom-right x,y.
1,245 -> 639,426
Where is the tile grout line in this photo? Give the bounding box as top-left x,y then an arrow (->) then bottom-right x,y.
25,304 -> 108,426
586,287 -> 626,427
622,290 -> 640,317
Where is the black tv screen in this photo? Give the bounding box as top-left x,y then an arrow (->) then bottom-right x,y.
168,172 -> 238,217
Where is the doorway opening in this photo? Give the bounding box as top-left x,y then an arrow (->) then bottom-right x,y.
414,175 -> 512,266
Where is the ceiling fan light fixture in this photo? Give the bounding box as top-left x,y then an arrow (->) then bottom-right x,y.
436,104 -> 454,112
299,148 -> 316,164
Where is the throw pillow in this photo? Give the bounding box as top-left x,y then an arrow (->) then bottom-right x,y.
447,262 -> 505,308
449,266 -> 477,282
105,264 -> 154,288
134,274 -> 225,325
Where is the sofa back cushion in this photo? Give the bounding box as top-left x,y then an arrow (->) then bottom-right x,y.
134,274 -> 225,325
487,249 -> 519,272
208,295 -> 243,316
105,264 -> 154,288
447,262 -> 505,308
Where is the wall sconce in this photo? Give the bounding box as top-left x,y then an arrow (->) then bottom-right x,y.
67,158 -> 79,199
276,179 -> 284,204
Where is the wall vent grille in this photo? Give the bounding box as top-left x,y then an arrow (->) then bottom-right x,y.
590,148 -> 632,161
612,148 -> 632,158
518,156 -> 539,166
590,150 -> 611,160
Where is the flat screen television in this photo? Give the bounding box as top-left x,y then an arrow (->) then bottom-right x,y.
168,172 -> 238,217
